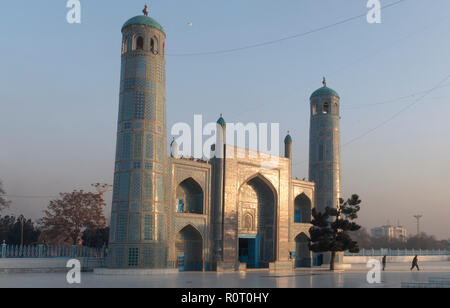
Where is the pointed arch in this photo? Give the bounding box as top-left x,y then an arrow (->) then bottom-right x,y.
150,36 -> 159,54
294,193 -> 312,223
238,172 -> 278,268
239,173 -> 278,200
176,177 -> 204,214
294,232 -> 311,268
176,224 -> 203,271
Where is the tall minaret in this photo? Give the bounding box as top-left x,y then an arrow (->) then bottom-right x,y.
108,8 -> 168,268
309,78 -> 341,213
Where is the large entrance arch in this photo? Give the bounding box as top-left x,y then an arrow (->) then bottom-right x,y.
238,175 -> 277,269
295,233 -> 311,268
176,225 -> 203,271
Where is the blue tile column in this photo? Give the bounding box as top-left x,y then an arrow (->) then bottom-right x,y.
108,15 -> 168,268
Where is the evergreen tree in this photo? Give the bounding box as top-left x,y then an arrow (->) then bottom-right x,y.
309,194 -> 362,270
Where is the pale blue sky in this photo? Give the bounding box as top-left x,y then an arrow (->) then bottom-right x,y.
1,0 -> 450,239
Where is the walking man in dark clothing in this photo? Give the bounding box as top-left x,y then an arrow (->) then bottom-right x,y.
411,255 -> 420,271
382,255 -> 387,271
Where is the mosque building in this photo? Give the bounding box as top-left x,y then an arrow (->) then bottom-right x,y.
107,9 -> 342,271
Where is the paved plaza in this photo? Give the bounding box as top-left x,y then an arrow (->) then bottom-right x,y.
0,262 -> 449,288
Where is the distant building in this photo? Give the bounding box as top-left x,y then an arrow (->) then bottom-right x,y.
371,224 -> 407,242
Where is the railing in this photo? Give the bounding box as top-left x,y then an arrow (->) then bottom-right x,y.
402,277 -> 450,288
1,242 -> 107,259
344,248 -> 450,257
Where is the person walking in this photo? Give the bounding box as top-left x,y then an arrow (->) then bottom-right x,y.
382,255 -> 387,271
411,255 -> 420,271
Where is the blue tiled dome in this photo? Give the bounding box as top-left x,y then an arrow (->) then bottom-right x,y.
310,86 -> 340,99
217,116 -> 226,127
122,16 -> 164,33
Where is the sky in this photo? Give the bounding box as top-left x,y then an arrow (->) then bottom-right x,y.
1,0 -> 449,239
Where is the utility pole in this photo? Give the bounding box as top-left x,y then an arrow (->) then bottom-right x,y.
413,215 -> 423,236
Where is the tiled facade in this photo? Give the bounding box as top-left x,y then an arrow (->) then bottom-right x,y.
108,14 -> 341,271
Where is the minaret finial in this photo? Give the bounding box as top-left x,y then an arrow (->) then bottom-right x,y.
143,4 -> 149,16
322,77 -> 327,87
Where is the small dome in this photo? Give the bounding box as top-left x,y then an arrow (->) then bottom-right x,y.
310,86 -> 340,99
122,15 -> 165,33
284,134 -> 292,143
217,116 -> 226,127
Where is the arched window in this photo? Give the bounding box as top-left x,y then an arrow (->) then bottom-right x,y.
294,194 -> 312,223
150,37 -> 159,54
323,102 -> 330,114
122,37 -> 128,54
312,104 -> 317,115
176,178 -> 204,214
136,36 -> 144,50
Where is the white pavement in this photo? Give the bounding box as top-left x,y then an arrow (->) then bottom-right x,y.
0,262 -> 449,288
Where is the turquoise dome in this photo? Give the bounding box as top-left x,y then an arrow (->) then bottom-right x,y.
217,116 -> 226,127
310,86 -> 340,99
122,15 -> 165,33
284,134 -> 292,143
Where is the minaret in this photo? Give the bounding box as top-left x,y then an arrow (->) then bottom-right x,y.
284,132 -> 293,159
213,115 -> 226,263
309,78 -> 341,213
108,8 -> 168,268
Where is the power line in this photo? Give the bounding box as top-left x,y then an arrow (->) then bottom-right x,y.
167,0 -> 409,57
343,72 -> 450,147
343,83 -> 450,110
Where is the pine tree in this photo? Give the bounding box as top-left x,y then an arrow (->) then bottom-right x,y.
309,194 -> 362,271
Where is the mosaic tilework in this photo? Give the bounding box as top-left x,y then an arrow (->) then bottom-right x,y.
116,214 -> 128,242
156,174 -> 164,202
125,58 -> 136,78
145,95 -> 155,121
157,214 -> 167,241
136,58 -> 146,77
128,214 -> 141,242
118,172 -> 130,201
134,92 -> 145,119
130,202 -> 141,212
143,173 -> 153,201
142,246 -> 154,267
143,214 -> 154,241
128,247 -> 140,267
113,173 -> 120,201
115,246 -> 126,267
130,172 -> 141,201
144,202 -> 153,211
132,132 -> 143,160
144,133 -> 154,159
109,213 -> 117,242
119,202 -> 129,212
110,23 -> 168,268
